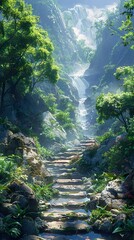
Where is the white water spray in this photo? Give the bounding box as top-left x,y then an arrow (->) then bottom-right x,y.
70,65 -> 89,132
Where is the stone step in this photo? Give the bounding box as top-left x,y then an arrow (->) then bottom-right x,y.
80,143 -> 96,148
67,147 -> 84,152
49,197 -> 90,207
41,210 -> 89,221
59,191 -> 87,199
50,172 -> 82,180
45,199 -> 90,210
45,220 -> 90,234
47,168 -> 71,173
57,152 -> 81,157
55,179 -> 82,185
46,163 -> 70,168
45,160 -> 71,164
52,160 -> 71,164
80,139 -> 96,144
53,184 -> 85,192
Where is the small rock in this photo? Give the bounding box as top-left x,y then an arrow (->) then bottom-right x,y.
99,218 -> 113,233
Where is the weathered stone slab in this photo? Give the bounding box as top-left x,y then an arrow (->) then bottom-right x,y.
45,220 -> 90,233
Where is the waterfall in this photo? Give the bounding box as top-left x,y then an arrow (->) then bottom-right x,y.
70,65 -> 89,134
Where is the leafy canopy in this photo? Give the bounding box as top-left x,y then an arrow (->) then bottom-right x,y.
0,0 -> 59,113
96,0 -> 134,132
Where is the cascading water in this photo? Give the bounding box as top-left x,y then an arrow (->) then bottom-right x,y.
70,65 -> 89,134
63,4 -> 118,136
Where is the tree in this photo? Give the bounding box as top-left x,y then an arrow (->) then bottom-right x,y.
120,0 -> 134,49
96,0 -> 134,133
0,0 -> 59,115
96,92 -> 134,132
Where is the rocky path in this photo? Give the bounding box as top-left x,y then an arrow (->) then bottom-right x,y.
40,139 -> 96,236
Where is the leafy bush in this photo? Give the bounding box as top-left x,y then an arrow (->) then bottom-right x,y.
97,129 -> 115,143
0,215 -> 21,238
29,183 -> 58,200
55,111 -> 75,130
90,206 -> 112,224
0,118 -> 19,133
35,89 -> 57,114
113,219 -> 134,236
34,137 -> 52,158
91,172 -> 117,193
104,138 -> 134,172
0,156 -> 27,183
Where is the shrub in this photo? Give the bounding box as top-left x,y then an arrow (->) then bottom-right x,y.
104,138 -> 134,172
90,206 -> 112,224
29,183 -> 58,200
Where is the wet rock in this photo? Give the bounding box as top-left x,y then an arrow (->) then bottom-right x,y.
35,217 -> 47,232
93,219 -> 102,230
8,181 -> 38,212
88,193 -> 101,210
5,132 -> 36,155
99,218 -> 113,233
123,170 -> 134,197
98,179 -> 127,210
101,179 -> 124,199
0,203 -> 15,215
93,218 -> 113,233
11,194 -> 28,209
21,235 -> 44,240
21,218 -> 38,235
114,213 -> 127,228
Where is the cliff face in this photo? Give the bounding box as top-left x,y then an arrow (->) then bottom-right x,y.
27,0 -> 79,68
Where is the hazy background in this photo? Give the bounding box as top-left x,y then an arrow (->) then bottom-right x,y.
56,0 -> 120,9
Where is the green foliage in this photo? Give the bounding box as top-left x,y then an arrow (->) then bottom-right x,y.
34,137 -> 52,158
29,183 -> 58,200
78,158 -> 92,173
90,206 -> 112,224
96,91 -> 134,132
113,219 -> 134,235
43,94 -> 57,114
103,137 -> 134,172
115,65 -> 134,93
96,0 -> 134,134
0,215 -> 21,238
0,155 -> 27,183
91,172 -> 117,193
119,0 -> 134,49
121,205 -> 134,216
92,172 -> 117,193
77,40 -> 95,62
0,118 -> 19,132
97,129 -> 115,143
55,110 -> 75,130
35,88 -> 57,114
0,0 -> 59,114
41,123 -> 56,140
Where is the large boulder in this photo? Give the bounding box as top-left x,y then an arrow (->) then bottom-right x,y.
2,131 -> 51,182
8,181 -> 38,212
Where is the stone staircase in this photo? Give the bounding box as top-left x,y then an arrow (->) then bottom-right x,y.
40,139 -> 95,236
